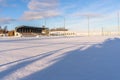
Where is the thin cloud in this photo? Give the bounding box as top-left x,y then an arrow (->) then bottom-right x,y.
0,0 -> 19,7
21,10 -> 61,20
0,17 -> 16,24
0,0 -> 7,7
21,0 -> 61,20
66,0 -> 120,17
72,13 -> 103,18
28,0 -> 58,11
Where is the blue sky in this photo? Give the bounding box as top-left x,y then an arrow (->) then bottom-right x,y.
0,0 -> 120,32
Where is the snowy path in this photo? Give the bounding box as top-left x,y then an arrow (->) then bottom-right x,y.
0,36 -> 120,80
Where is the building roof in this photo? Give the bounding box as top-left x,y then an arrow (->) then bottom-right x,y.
15,25 -> 48,30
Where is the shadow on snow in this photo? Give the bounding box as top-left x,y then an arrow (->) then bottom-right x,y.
20,38 -> 120,80
0,45 -> 78,79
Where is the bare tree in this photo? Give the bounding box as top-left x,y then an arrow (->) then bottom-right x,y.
3,26 -> 8,34
0,26 -> 2,30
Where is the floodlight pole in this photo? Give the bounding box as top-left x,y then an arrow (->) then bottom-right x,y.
118,12 -> 120,35
64,17 -> 66,29
45,18 -> 46,27
87,16 -> 90,36
63,17 -> 66,36
101,27 -> 104,36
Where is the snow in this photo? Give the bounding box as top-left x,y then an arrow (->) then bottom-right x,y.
0,36 -> 120,80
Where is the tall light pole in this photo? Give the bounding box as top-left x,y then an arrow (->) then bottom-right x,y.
64,17 -> 66,29
87,16 -> 90,36
44,18 -> 46,27
63,17 -> 66,36
118,12 -> 120,35
101,27 -> 104,36
78,13 -> 100,36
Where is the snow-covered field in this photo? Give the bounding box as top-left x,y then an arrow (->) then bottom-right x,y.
0,36 -> 120,80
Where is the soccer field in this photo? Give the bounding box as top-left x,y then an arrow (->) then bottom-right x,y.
0,36 -> 120,80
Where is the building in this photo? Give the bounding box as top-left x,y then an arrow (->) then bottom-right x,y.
50,27 -> 68,31
0,26 -> 8,36
50,31 -> 76,36
14,25 -> 49,37
50,27 -> 76,36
